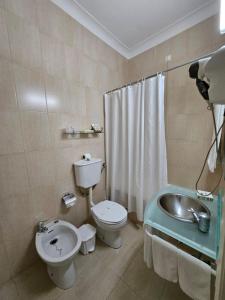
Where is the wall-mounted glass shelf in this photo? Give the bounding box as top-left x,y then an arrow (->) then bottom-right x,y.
64,127 -> 104,135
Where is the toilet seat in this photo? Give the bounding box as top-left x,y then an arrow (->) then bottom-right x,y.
91,200 -> 127,225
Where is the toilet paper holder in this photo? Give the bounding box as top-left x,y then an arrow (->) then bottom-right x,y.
62,193 -> 77,208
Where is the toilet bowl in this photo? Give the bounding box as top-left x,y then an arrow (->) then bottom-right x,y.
74,158 -> 128,248
35,219 -> 81,289
91,200 -> 128,248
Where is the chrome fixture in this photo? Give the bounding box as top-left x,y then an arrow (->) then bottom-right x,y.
189,208 -> 210,233
157,193 -> 211,223
38,220 -> 48,233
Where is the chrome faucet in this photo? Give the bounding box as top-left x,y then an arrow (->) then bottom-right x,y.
188,208 -> 210,233
38,220 -> 48,233
189,208 -> 200,223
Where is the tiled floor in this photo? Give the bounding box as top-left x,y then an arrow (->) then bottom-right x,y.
0,222 -> 190,300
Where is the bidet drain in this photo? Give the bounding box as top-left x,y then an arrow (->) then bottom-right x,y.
50,238 -> 58,245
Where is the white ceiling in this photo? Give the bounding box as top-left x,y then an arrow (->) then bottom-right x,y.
52,0 -> 219,58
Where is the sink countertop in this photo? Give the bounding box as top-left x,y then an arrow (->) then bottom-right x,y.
144,184 -> 220,260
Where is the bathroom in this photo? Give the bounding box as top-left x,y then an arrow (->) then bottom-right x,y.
0,0 -> 225,299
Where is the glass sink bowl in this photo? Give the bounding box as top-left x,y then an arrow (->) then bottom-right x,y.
157,193 -> 211,223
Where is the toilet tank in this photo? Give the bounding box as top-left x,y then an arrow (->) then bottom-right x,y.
74,159 -> 102,188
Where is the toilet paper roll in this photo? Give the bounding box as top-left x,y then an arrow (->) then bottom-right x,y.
64,197 -> 77,208
83,153 -> 92,161
62,193 -> 77,208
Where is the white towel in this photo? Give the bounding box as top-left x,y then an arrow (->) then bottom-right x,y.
152,235 -> 178,283
178,249 -> 211,300
144,230 -> 153,268
207,104 -> 225,172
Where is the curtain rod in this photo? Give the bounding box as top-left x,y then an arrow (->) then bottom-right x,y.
104,50 -> 216,95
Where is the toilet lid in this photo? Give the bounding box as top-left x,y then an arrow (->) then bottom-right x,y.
92,200 -> 127,224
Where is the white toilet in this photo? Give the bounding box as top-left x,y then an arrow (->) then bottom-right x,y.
35,219 -> 81,289
74,158 -> 127,249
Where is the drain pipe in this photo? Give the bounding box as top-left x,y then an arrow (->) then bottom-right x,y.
88,187 -> 95,208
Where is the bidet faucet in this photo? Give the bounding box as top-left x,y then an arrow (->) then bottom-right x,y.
38,220 -> 48,233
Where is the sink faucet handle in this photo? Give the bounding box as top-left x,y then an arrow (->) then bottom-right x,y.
188,208 -> 200,223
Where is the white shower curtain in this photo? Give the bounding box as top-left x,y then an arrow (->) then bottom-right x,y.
104,74 -> 167,221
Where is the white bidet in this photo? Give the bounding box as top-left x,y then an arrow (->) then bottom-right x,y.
35,219 -> 81,289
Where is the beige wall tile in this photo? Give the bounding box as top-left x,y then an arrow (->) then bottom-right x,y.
0,153 -> 29,198
14,64 -> 46,112
6,11 -> 41,70
4,227 -> 37,276
73,21 -> 84,49
83,28 -> 99,61
185,114 -> 212,142
85,87 -> 103,124
166,85 -> 188,116
186,17 -> 215,58
4,0 -> 37,25
54,147 -> 76,185
45,74 -> 71,113
21,111 -> 51,151
80,55 -> 98,89
183,83 -> 210,115
28,185 -> 57,222
0,58 -> 17,111
37,0 -> 74,47
154,40 -> 171,71
97,63 -> 113,93
0,193 -> 34,243
67,82 -> 86,117
50,112 -> 87,148
168,31 -> 189,67
166,65 -> 188,88
168,163 -> 198,189
166,114 -> 188,140
26,150 -> 55,189
0,112 -> 24,154
49,113 -> 76,149
167,139 -> 207,169
199,164 -> 223,191
0,8 -> 11,59
64,45 -> 81,83
40,33 -> 66,79
131,48 -> 157,80
106,47 -> 122,72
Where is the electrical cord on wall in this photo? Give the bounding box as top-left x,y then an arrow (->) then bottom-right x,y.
195,114 -> 225,196
210,104 -> 219,154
